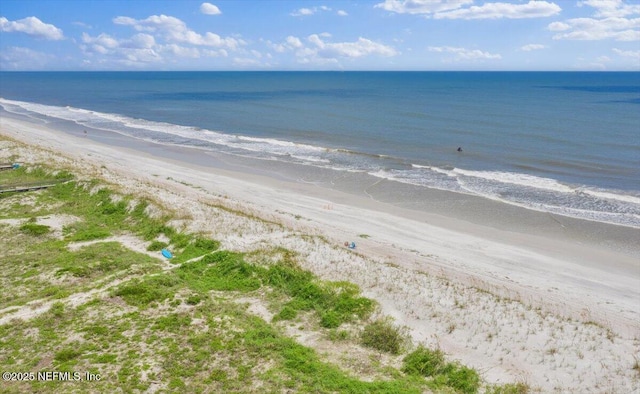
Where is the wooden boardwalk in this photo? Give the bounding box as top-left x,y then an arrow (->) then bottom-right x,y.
0,179 -> 71,194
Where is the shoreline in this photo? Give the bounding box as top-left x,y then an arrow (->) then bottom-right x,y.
2,115 -> 639,390
2,115 -> 639,332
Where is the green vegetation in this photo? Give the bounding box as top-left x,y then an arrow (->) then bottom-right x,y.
403,345 -> 482,394
19,222 -> 50,236
146,240 -> 168,251
113,275 -> 182,307
360,317 -> 409,355
0,152 -> 523,393
486,382 -> 531,394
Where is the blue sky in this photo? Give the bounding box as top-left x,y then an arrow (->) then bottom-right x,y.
1,0 -> 639,71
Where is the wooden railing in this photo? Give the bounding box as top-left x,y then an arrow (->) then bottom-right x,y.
0,179 -> 73,193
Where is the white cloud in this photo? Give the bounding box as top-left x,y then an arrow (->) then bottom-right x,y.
375,0 -> 560,19
550,1 -> 640,41
291,8 -> 315,16
81,32 -> 119,54
578,0 -> 640,18
127,33 -> 156,49
113,14 -> 244,49
164,44 -> 199,58
0,16 -> 64,40
200,2 -> 222,15
613,48 -> 640,60
428,46 -> 502,61
548,21 -> 570,31
203,48 -> 228,57
337,10 -> 349,16
269,33 -> 397,66
72,21 -> 92,29
0,46 -> 54,70
549,17 -> 640,41
307,34 -> 397,58
266,35 -> 304,53
375,0 -> 473,15
521,43 -> 546,51
290,6 -> 332,16
286,36 -> 303,48
435,1 -> 561,20
80,32 -> 164,65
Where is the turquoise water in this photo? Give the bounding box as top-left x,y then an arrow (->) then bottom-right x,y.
1,71 -> 639,227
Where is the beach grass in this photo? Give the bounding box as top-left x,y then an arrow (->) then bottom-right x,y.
0,143 -> 530,393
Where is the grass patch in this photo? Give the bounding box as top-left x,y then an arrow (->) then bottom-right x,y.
146,240 -> 168,251
403,345 -> 481,394
486,382 -> 531,394
273,305 -> 298,322
112,274 -> 181,307
170,237 -> 220,264
264,263 -> 375,328
19,222 -> 51,236
177,251 -> 261,292
54,347 -> 82,363
153,313 -> 192,332
360,317 -> 409,355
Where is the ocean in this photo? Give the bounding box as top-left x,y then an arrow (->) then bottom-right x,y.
1,71 -> 639,228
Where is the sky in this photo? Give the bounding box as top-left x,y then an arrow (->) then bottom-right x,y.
1,0 -> 639,71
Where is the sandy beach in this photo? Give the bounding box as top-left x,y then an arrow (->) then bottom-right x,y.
2,115 -> 639,392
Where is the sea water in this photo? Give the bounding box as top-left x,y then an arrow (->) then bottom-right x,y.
1,71 -> 639,227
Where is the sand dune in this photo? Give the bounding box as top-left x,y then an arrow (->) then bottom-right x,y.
2,116 -> 639,392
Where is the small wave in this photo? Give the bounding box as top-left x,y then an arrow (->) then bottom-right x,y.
578,188 -> 640,206
411,164 -> 576,194
0,98 -> 331,162
453,169 -> 576,193
380,165 -> 640,228
290,155 -> 331,163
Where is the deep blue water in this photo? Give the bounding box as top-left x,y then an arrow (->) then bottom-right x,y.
1,71 -> 639,227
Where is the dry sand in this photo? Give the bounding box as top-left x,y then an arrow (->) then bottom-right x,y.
1,116 -> 639,392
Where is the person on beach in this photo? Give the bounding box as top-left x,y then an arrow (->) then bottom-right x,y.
457,147 -> 463,152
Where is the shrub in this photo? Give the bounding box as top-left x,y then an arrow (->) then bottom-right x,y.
170,232 -> 191,249
486,382 -> 530,394
404,346 -> 481,394
178,251 -> 260,292
265,264 -> 375,328
273,305 -> 298,322
402,346 -> 446,377
441,364 -> 480,394
113,274 -> 180,307
360,317 -> 408,355
94,354 -> 118,364
102,201 -> 127,215
54,347 -> 81,363
185,294 -> 202,305
68,227 -> 111,241
320,311 -> 341,328
49,302 -> 65,318
193,238 -> 220,252
170,237 -> 221,263
19,222 -> 50,236
153,313 -> 192,332
147,240 -> 168,251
